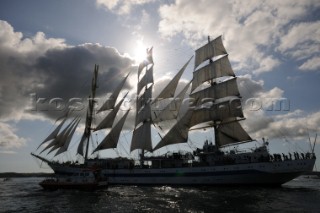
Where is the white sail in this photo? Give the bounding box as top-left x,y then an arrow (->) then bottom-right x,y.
153,81 -> 191,123
189,99 -> 244,127
77,134 -> 87,156
138,65 -> 154,95
153,110 -> 193,151
54,118 -> 81,156
97,73 -> 129,113
138,47 -> 154,78
135,102 -> 151,126
95,93 -> 128,131
40,118 -> 77,154
131,121 -> 153,152
192,55 -> 235,91
37,117 -> 68,149
154,57 -> 193,101
190,78 -> 239,103
48,118 -> 79,154
194,36 -> 227,69
137,86 -> 152,112
216,121 -> 252,147
93,110 -> 130,152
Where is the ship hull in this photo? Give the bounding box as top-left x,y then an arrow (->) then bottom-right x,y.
49,158 -> 315,186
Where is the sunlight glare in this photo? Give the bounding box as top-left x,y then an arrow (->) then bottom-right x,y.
134,39 -> 147,64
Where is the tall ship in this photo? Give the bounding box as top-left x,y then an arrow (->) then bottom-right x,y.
32,36 -> 316,186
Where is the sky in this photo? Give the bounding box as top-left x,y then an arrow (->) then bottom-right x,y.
0,0 -> 319,173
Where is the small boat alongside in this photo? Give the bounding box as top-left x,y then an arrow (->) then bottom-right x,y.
39,169 -> 107,190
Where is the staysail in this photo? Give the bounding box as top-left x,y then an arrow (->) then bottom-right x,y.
153,81 -> 191,123
93,110 -> 130,152
153,56 -> 193,101
97,73 -> 130,113
95,92 -> 128,131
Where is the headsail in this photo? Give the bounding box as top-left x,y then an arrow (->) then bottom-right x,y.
47,117 -> 80,154
40,117 -> 78,154
54,118 -> 81,156
37,116 -> 68,149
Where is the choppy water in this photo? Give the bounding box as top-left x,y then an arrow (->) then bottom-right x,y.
1,176 -> 320,212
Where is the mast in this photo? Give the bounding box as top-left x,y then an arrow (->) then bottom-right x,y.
85,64 -> 98,160
189,35 -> 252,148
208,36 -> 220,148
131,48 -> 154,160
76,64 -> 99,161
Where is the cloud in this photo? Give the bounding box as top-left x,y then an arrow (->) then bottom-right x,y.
96,0 -> 155,14
250,110 -> 320,141
158,0 -> 320,74
278,21 -> 320,60
0,20 -> 135,123
0,122 -> 26,149
299,56 -> 320,71
237,75 -> 320,142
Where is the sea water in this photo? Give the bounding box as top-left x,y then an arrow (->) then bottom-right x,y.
1,176 -> 319,212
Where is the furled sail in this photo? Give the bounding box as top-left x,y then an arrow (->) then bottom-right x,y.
194,36 -> 227,69
190,78 -> 239,103
191,55 -> 235,91
153,56 -> 193,101
95,92 -> 128,131
97,73 -> 130,113
92,110 -> 130,152
153,109 -> 193,151
216,121 -> 252,147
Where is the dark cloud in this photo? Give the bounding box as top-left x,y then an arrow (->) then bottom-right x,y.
0,20 -> 135,148
32,44 -> 135,119
0,20 -> 135,122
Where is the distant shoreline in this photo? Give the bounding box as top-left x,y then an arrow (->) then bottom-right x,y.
0,172 -> 53,178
